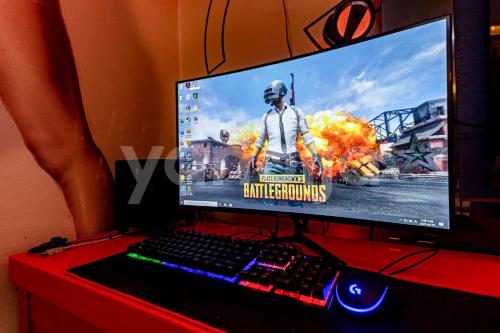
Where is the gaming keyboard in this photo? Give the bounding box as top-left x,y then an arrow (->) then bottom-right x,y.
126,230 -> 342,309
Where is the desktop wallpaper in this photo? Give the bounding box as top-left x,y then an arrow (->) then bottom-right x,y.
179,19 -> 450,229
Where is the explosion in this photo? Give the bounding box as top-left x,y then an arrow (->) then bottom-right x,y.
233,122 -> 268,170
234,110 -> 379,178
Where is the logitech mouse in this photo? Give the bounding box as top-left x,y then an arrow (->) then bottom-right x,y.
335,269 -> 389,314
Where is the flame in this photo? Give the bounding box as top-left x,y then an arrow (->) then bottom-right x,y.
232,122 -> 268,170
234,110 -> 379,177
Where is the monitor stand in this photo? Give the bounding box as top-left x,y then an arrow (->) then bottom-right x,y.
267,215 -> 344,264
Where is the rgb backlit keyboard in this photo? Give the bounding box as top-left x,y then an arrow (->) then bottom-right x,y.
127,230 -> 342,309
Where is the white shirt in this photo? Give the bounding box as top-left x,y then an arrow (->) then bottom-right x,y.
255,103 -> 314,154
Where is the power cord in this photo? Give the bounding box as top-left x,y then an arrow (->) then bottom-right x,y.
377,248 -> 440,276
28,229 -> 137,256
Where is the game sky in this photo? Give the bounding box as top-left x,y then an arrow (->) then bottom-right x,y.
188,19 -> 447,143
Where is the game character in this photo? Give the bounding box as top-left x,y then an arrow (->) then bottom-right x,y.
249,80 -> 323,204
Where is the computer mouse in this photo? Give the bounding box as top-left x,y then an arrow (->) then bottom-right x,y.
335,269 -> 389,314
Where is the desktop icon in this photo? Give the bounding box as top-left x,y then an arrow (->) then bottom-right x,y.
191,81 -> 200,90
193,93 -> 198,99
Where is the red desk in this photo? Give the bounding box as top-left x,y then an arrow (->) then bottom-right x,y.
9,223 -> 500,333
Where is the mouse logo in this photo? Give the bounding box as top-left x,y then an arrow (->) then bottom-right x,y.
349,283 -> 362,295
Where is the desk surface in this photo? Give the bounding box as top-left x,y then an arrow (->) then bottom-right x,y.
9,222 -> 500,332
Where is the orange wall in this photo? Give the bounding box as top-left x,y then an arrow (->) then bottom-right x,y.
62,0 -> 180,162
0,102 -> 75,333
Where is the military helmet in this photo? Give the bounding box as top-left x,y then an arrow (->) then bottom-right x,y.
264,80 -> 287,105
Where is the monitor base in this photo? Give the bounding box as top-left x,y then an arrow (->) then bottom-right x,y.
267,215 -> 345,265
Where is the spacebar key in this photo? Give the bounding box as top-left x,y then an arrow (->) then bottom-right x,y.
155,251 -> 189,265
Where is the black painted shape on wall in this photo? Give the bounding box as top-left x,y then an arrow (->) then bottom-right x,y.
204,0 -> 230,75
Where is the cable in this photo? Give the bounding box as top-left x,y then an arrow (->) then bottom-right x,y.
29,229 -> 137,256
385,250 -> 439,276
377,248 -> 440,276
69,231 -> 130,246
203,210 -> 274,236
273,214 -> 281,239
229,231 -> 271,240
204,211 -> 239,226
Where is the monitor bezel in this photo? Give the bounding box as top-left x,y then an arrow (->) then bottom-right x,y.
175,15 -> 455,233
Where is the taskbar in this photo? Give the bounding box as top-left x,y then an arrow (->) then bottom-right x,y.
179,199 -> 449,230
180,200 -> 235,208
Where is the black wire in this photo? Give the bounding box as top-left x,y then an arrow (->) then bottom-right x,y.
377,248 -> 439,276
204,211 -> 274,236
70,230 -> 133,245
284,242 -> 303,254
386,250 -> 439,276
274,214 -> 281,238
207,214 -> 239,226
229,231 -> 270,240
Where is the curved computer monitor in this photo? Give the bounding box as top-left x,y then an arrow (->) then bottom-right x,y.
177,16 -> 453,231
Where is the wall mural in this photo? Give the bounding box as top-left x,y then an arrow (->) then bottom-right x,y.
305,0 -> 380,48
202,0 -> 381,75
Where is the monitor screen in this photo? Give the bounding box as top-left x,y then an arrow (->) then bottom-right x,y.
177,17 -> 452,230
